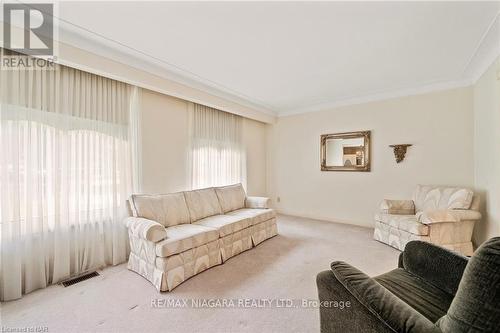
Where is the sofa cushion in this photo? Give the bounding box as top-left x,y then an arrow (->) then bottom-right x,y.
193,214 -> 251,237
375,268 -> 454,323
226,208 -> 276,225
184,188 -> 223,222
215,183 -> 246,213
374,213 -> 429,236
155,224 -> 219,257
130,192 -> 190,227
413,185 -> 474,212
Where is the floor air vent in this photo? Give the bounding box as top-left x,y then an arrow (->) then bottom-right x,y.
61,271 -> 100,287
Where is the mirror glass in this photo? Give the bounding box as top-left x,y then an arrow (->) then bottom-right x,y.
321,131 -> 370,171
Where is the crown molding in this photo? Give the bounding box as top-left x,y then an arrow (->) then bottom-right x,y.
464,11 -> 500,83
7,6 -> 498,119
54,20 -> 278,118
279,79 -> 473,117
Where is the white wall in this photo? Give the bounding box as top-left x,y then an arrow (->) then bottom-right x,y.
473,57 -> 500,244
140,89 -> 190,194
242,118 -> 269,196
267,87 -> 475,227
140,89 -> 268,196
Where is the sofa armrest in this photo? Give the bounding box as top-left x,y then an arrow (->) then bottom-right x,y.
418,209 -> 481,224
401,241 -> 468,295
245,196 -> 270,209
329,261 -> 440,333
379,199 -> 415,215
124,217 -> 167,243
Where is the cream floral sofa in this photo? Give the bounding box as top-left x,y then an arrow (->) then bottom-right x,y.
374,185 -> 481,256
125,184 -> 278,291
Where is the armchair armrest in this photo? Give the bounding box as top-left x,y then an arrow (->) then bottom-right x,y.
379,199 -> 415,215
330,261 -> 440,332
124,217 -> 167,243
418,209 -> 481,224
401,241 -> 468,295
245,196 -> 270,209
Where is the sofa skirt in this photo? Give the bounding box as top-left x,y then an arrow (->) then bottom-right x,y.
128,252 -> 166,291
128,236 -> 222,291
251,218 -> 278,246
373,221 -> 429,251
219,227 -> 253,262
374,220 -> 474,256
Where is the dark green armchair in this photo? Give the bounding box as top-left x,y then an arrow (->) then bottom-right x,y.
316,238 -> 500,332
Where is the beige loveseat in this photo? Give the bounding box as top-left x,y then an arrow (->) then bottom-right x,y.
374,185 -> 481,256
125,184 -> 278,291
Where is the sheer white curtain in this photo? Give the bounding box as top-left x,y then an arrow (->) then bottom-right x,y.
189,103 -> 246,189
0,50 -> 139,301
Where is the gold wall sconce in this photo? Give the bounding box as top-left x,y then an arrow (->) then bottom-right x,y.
389,144 -> 412,163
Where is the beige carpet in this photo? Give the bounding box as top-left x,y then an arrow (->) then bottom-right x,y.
1,215 -> 399,333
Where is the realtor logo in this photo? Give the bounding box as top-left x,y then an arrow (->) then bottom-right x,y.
3,3 -> 54,56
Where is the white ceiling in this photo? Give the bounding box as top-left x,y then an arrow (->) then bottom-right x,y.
52,2 -> 500,115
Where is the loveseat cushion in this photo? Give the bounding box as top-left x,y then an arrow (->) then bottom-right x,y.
413,185 -> 474,212
184,188 -> 223,222
374,213 -> 429,235
214,183 -> 246,213
155,224 -> 219,257
193,214 -> 251,237
130,192 -> 190,227
375,268 -> 454,323
226,208 -> 276,225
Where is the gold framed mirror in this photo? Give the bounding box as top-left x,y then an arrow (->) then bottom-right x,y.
320,131 -> 371,171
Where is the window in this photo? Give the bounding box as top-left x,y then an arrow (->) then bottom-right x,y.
0,50 -> 139,301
